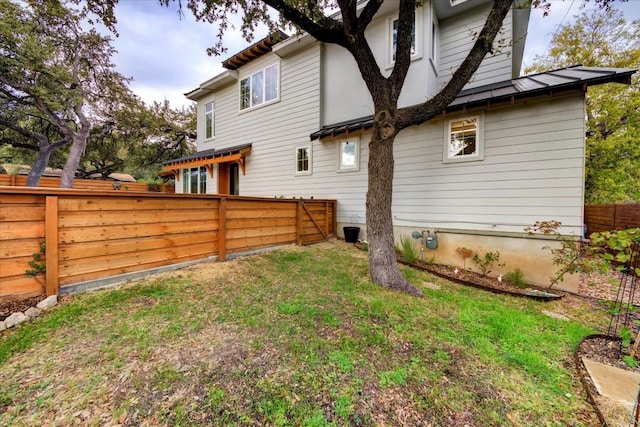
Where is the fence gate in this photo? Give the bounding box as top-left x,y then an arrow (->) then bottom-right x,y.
297,201 -> 336,245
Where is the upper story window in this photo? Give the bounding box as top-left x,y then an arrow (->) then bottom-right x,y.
240,63 -> 279,110
443,114 -> 484,163
296,145 -> 311,175
339,137 -> 360,171
429,13 -> 439,69
389,10 -> 422,65
205,101 -> 214,140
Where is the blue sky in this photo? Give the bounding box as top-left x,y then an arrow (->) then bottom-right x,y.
107,0 -> 640,108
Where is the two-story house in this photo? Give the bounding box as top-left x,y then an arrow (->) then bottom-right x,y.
161,0 -> 635,292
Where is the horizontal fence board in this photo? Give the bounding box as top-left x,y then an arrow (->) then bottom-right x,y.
0,238 -> 43,258
0,205 -> 45,222
226,225 -> 296,240
59,232 -> 218,261
0,255 -> 45,278
59,197 -> 218,212
59,253 -> 212,286
0,194 -> 44,204
227,234 -> 296,252
226,200 -> 297,211
58,208 -> 217,227
226,208 -> 297,220
0,221 -> 44,240
59,222 -> 217,244
226,217 -> 296,229
59,243 -> 216,280
0,276 -> 44,299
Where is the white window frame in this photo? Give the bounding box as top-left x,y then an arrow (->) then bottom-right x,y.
295,145 -> 312,175
204,101 -> 215,140
181,166 -> 208,194
338,137 -> 360,172
388,10 -> 423,67
429,4 -> 439,73
443,114 -> 484,163
239,63 -> 280,111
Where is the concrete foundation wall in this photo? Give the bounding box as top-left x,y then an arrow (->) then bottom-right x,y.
337,222 -> 579,293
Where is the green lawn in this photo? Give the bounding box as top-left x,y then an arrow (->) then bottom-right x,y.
0,242 -> 607,426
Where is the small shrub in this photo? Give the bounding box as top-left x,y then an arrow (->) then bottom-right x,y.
395,235 -> 419,263
504,268 -> 527,288
456,247 -> 474,269
471,251 -> 505,277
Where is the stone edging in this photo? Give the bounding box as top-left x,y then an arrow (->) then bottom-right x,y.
0,295 -> 58,332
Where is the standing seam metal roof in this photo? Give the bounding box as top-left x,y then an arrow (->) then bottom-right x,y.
310,65 -> 636,140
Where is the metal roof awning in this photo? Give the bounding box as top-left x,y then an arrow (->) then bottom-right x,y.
310,65 -> 636,141
160,144 -> 252,178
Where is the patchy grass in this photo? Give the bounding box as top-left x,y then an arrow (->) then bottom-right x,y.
0,241 -> 608,426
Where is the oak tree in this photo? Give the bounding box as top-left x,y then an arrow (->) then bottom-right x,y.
0,0 -> 131,187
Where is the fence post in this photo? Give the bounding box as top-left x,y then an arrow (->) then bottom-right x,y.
45,196 -> 59,296
218,198 -> 227,261
296,200 -> 303,245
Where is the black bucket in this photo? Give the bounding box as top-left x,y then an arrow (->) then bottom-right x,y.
343,226 -> 360,243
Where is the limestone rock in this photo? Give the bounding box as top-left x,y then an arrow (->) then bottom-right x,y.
5,312 -> 27,328
0,321 -> 5,332
25,307 -> 42,319
37,295 -> 58,310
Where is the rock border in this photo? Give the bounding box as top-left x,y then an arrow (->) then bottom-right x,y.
0,295 -> 58,332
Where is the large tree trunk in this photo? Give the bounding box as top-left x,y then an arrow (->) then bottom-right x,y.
60,133 -> 88,188
26,145 -> 55,187
366,118 -> 423,297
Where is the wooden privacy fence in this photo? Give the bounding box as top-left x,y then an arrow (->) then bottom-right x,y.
0,174 -> 163,192
584,204 -> 640,235
0,188 -> 336,300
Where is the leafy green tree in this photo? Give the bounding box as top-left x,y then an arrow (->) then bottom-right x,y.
526,8 -> 640,203
0,0 -> 131,187
80,100 -> 196,180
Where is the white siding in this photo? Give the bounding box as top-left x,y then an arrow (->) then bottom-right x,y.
437,4 -> 513,89
323,4 -> 439,125
391,94 -> 586,235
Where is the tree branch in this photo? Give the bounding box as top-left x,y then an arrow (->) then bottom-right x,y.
397,0 -> 514,129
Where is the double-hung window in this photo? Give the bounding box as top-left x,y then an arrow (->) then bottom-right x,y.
443,114 -> 484,163
204,101 -> 214,140
182,167 -> 208,194
296,146 -> 311,175
240,63 -> 279,110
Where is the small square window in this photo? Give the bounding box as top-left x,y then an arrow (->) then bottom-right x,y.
296,146 -> 311,175
339,138 -> 360,171
443,115 -> 484,163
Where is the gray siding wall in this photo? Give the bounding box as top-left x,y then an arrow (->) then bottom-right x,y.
437,4 -> 514,89
392,94 -> 586,236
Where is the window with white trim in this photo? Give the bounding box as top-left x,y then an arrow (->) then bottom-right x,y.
443,115 -> 484,163
205,101 -> 214,139
182,167 -> 208,193
389,10 -> 422,65
296,145 -> 311,175
429,12 -> 439,69
339,137 -> 360,171
240,63 -> 279,110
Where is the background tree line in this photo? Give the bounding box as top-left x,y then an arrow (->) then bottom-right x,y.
0,0 -> 195,186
